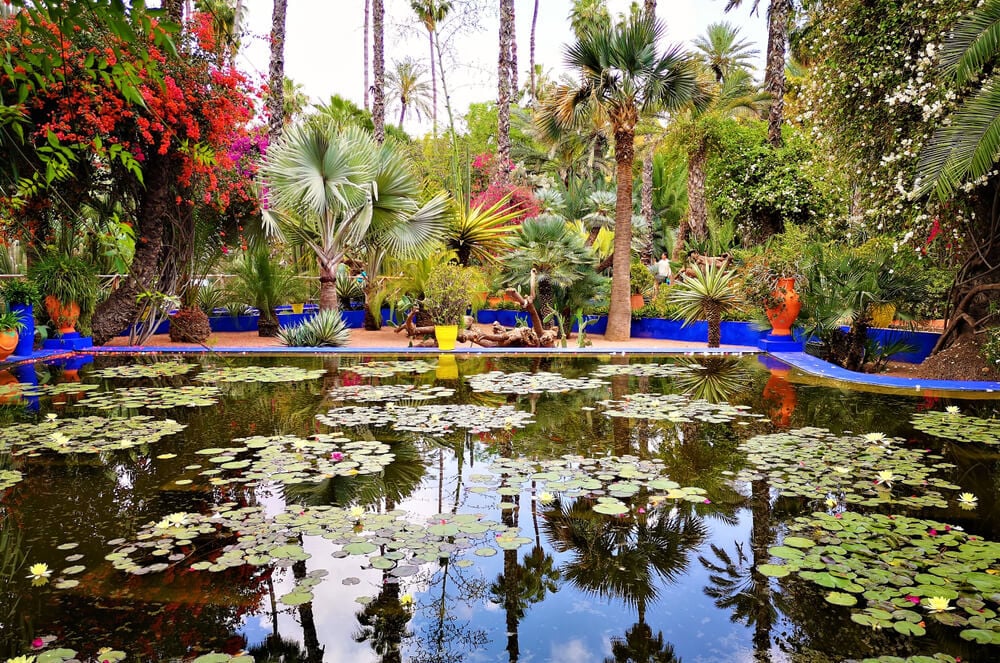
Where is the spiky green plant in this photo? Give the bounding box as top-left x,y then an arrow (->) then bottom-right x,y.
669,264 -> 743,347
445,194 -> 521,266
277,309 -> 351,347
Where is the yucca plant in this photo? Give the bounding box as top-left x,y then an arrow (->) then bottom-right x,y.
277,309 -> 351,347
445,194 -> 521,266
669,263 -> 743,347
225,245 -> 304,337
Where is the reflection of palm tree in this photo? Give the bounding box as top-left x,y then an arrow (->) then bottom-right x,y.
673,357 -> 750,404
542,496 -> 706,623
603,621 -> 680,663
487,544 -> 560,663
354,572 -> 412,663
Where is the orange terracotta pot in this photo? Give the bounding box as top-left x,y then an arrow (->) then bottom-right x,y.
0,369 -> 20,404
44,296 -> 80,335
630,294 -> 645,310
0,330 -> 17,362
765,277 -> 801,337
762,368 -> 797,428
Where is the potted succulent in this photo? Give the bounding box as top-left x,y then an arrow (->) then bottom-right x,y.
0,309 -> 26,361
423,262 -> 485,350
28,254 -> 98,336
630,258 -> 655,311
1,278 -> 40,355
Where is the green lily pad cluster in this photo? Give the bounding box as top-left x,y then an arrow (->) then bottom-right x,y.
911,410 -> 1000,446
760,511 -> 1000,644
598,392 -> 758,424
197,365 -> 326,383
862,656 -> 959,663
91,362 -> 199,379
482,454 -> 710,515
737,427 -> 959,509
326,383 -> 455,403
590,363 -> 701,378
466,371 -> 607,394
108,502 -> 514,584
188,434 -> 395,486
0,382 -> 99,399
7,645 -> 128,663
75,385 -> 221,410
0,469 -> 23,490
317,404 -> 535,435
346,359 -> 438,377
1,415 -> 186,455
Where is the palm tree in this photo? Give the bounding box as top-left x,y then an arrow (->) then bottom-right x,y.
916,0 -> 1000,200
372,0 -> 386,143
363,0 -> 370,110
282,77 -> 311,124
261,123 -> 448,310
268,0 -> 288,142
386,58 -> 433,130
568,0 -> 610,41
725,0 -> 793,146
669,264 -> 743,347
529,0 -> 539,103
669,65 -> 768,257
497,0 -> 516,184
411,0 -> 453,136
538,15 -> 697,341
693,21 -> 760,82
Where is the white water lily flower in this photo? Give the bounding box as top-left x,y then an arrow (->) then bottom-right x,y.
349,506 -> 365,519
862,432 -> 887,442
538,492 -> 555,505
945,406 -> 960,415
875,470 -> 895,487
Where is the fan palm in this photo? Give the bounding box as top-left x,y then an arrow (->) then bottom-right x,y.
538,15 -> 697,341
261,122 -> 448,311
225,243 -> 302,337
916,0 -> 1000,200
386,58 -> 433,130
693,21 -> 759,83
669,264 -> 743,348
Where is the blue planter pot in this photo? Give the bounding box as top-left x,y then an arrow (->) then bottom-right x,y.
477,309 -> 499,325
585,315 -> 608,335
341,310 -> 365,328
495,310 -> 530,328
209,315 -> 260,333
11,304 -> 33,356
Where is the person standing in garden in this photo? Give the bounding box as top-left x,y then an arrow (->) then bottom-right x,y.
656,252 -> 672,290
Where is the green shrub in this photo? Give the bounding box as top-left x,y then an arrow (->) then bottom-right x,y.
0,278 -> 40,307
277,310 -> 351,347
423,263 -> 485,326
983,326 -> 1000,370
630,258 -> 656,297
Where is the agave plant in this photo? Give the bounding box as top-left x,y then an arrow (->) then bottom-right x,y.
669,264 -> 743,347
445,194 -> 521,266
277,309 -> 351,347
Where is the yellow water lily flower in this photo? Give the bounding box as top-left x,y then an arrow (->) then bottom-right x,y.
27,563 -> 51,580
155,512 -> 189,529
958,492 -> 978,508
400,593 -> 414,607
875,470 -> 895,487
862,432 -> 887,442
349,506 -> 365,519
945,406 -> 960,414
825,498 -> 837,509
923,596 -> 953,613
538,492 -> 555,504
6,655 -> 36,663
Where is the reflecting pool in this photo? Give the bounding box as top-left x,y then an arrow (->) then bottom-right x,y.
0,353 -> 998,662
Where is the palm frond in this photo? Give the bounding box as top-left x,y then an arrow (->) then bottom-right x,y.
941,0 -> 1000,85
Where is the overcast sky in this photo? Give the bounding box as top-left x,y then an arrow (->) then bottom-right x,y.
237,0 -> 767,135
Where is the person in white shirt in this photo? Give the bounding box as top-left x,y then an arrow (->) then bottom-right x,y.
655,253 -> 672,286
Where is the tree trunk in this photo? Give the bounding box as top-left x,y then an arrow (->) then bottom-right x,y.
372,0 -> 386,144
398,100 -> 407,130
686,140 -> 708,241
91,153 -> 172,345
606,125 -> 635,342
435,30 -> 456,137
163,0 -> 183,22
641,148 -> 654,265
318,264 -> 339,312
708,306 -> 721,348
363,0 -> 370,110
268,0 -> 288,142
529,0 -> 538,103
496,0 -> 515,184
644,0 -> 656,16
429,29 -> 437,134
764,0 -> 790,147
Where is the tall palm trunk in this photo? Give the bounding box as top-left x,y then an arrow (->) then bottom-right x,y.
644,0 -> 656,15
764,0 -> 790,146
529,0 -> 538,103
641,148 -> 654,264
398,98 -> 408,128
435,33 -> 456,136
685,139 -> 708,241
319,260 -> 339,311
496,0 -> 515,184
372,0 -> 386,144
429,29 -> 437,134
363,0 -> 370,110
707,303 -> 722,348
606,124 -> 636,341
268,0 -> 288,141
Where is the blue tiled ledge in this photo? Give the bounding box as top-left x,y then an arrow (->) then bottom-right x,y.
769,351 -> 1000,393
